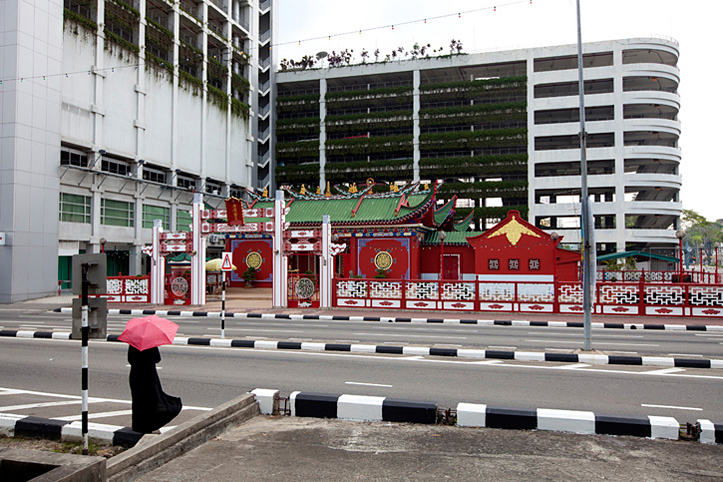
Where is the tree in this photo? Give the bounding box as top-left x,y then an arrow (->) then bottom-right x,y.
680,209 -> 723,266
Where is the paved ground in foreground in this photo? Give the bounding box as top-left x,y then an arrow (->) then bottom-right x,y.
137,416 -> 723,482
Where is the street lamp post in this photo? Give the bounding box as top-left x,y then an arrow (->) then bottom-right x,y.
576,0 -> 594,351
551,232 -> 560,311
675,230 -> 685,283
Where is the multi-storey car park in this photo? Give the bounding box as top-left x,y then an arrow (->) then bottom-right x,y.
274,37 -> 682,258
0,0 -> 275,302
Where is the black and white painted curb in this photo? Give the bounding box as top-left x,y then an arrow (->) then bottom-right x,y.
251,389 -> 723,444
0,413 -> 143,447
4,328 -> 722,369
54,307 -> 723,332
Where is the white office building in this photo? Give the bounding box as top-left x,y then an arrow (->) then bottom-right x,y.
0,0 -> 275,302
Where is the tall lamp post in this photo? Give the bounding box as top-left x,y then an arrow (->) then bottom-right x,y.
675,229 -> 685,283
576,0 -> 594,351
439,231 -> 447,280
551,232 -> 560,311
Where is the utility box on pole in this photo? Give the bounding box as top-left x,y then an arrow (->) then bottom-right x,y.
71,254 -> 108,339
72,254 -> 107,295
71,297 -> 107,339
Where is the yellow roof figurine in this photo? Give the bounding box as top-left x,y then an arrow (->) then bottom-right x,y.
300,184 -> 306,195
262,186 -> 268,197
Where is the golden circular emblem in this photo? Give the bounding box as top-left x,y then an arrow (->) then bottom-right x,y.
374,251 -> 393,271
245,251 -> 263,270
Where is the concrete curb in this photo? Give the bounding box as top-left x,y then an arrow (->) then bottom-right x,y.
251,389 -> 723,444
4,328 -> 721,369
0,413 -> 142,447
698,419 -> 723,444
106,392 -> 258,482
52,307 -> 723,331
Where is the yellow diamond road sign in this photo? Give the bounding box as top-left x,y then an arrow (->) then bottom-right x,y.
221,252 -> 234,272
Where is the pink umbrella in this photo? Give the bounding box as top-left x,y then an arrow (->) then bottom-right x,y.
118,315 -> 179,351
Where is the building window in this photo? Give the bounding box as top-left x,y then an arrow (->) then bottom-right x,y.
488,259 -> 499,271
143,165 -> 167,184
60,148 -> 88,167
143,204 -> 170,229
101,157 -> 131,176
509,259 -> 519,270
101,199 -> 134,227
177,174 -> 196,190
529,259 -> 540,271
59,193 -> 91,223
176,209 -> 192,232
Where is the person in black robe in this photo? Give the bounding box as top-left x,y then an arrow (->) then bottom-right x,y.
128,346 -> 183,433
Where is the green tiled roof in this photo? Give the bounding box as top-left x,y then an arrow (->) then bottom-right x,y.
285,192 -> 432,224
454,212 -> 474,232
424,231 -> 483,246
244,185 -> 434,225
434,197 -> 456,227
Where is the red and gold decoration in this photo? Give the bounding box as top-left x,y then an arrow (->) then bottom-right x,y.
225,197 -> 245,226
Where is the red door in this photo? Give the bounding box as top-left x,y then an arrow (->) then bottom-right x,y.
443,255 -> 460,280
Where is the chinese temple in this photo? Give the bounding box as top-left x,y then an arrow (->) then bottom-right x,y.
222,181 -> 580,288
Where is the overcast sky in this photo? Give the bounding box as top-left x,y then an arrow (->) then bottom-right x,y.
276,0 -> 723,221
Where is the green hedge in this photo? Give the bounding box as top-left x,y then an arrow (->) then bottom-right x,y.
276,117 -> 320,137
276,163 -> 320,184
439,180 -> 528,198
325,158 -> 413,182
420,76 -> 527,92
63,8 -> 97,32
420,128 -> 527,151
231,98 -> 250,119
326,85 -> 413,100
326,135 -> 413,157
420,154 -> 528,177
276,140 -> 321,160
420,102 -> 527,128
455,205 -> 530,221
326,110 -> 413,136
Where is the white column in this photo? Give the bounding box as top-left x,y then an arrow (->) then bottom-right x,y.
191,193 -> 206,305
151,220 -> 165,303
272,190 -> 287,307
413,70 -> 420,182
320,215 -> 331,308
319,78 -> 327,190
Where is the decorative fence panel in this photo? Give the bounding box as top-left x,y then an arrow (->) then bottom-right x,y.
105,275 -> 150,303
331,278 -> 723,318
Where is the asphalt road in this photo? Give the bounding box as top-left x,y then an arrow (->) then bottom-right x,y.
2,311 -> 723,358
1,336 -> 721,427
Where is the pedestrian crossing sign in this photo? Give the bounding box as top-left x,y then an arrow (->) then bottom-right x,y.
221,252 -> 234,271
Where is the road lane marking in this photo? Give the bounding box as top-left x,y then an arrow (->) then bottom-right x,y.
527,332 -> 645,339
345,382 -> 393,388
558,364 -> 591,369
0,400 -> 83,411
669,353 -> 703,357
526,340 -> 659,347
227,329 -> 305,333
644,368 -> 686,375
641,403 -> 702,411
353,332 -> 468,340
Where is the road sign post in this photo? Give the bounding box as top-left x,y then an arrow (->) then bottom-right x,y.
220,252 -> 233,338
